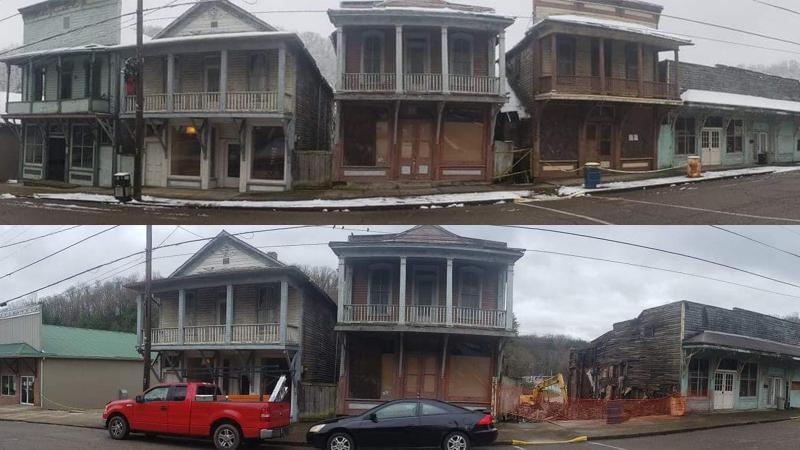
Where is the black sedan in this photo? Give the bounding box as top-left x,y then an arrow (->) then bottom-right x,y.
306,399 -> 498,450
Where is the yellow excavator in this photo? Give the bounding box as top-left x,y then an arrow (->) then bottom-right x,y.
519,374 -> 568,407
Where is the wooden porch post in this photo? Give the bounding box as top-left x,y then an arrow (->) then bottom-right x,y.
88,52 -> 96,107
441,27 -> 449,94
446,258 -> 454,327
638,43 -> 644,97
136,294 -> 143,346
337,258 -> 346,322
279,280 -> 289,344
551,34 -> 558,87
5,64 -> 10,108
396,25 -> 404,94
498,31 -> 507,96
220,49 -> 228,113
599,39 -> 606,95
166,54 -> 175,112
278,44 -> 287,113
225,284 -> 233,344
336,28 -> 345,90
674,50 -> 681,99
505,264 -> 514,331
399,257 -> 407,325
177,289 -> 186,345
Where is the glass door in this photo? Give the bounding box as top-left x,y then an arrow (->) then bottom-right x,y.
20,376 -> 34,405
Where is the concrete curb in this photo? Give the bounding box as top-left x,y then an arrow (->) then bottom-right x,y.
0,417 -> 104,431
587,416 -> 798,441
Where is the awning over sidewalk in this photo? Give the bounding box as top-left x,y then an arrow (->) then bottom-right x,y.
681,89 -> 800,115
684,330 -> 800,360
0,342 -> 42,358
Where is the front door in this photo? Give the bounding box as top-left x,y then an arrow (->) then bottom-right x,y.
586,123 -> 613,167
144,142 -> 163,187
713,371 -> 735,410
404,353 -> 438,399
754,131 -> 769,162
20,376 -> 34,405
701,128 -> 722,165
399,120 -> 434,180
768,377 -> 785,408
46,138 -> 66,181
224,142 -> 241,188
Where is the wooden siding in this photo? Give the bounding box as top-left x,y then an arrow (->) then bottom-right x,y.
160,2 -> 264,38
539,35 -> 661,83
534,0 -> 661,28
684,302 -> 800,344
293,46 -> 333,152
299,383 -> 337,420
301,291 -> 337,383
22,0 -> 121,51
158,291 -> 179,329
177,241 -> 278,276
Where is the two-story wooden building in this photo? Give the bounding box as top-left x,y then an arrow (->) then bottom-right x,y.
507,0 -> 692,179
0,0 -> 123,187
119,0 -> 332,192
127,231 -> 336,422
329,226 -> 524,415
328,0 -> 514,185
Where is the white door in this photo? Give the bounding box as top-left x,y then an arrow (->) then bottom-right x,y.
713,371 -> 735,410
768,377 -> 784,408
223,142 -> 242,188
701,128 -> 722,165
98,146 -> 113,187
754,131 -> 769,162
144,142 -> 164,187
20,376 -> 34,405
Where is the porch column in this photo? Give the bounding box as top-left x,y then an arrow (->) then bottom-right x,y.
674,50 -> 681,98
88,52 -> 96,103
278,44 -> 287,113
637,43 -> 644,97
505,264 -> 514,331
5,64 -> 11,108
498,31 -> 507,96
220,49 -> 228,112
177,289 -> 186,345
441,27 -> 450,94
399,257 -> 407,325
336,28 -> 345,90
279,279 -> 289,344
166,54 -> 175,112
599,38 -> 606,94
446,258 -> 454,327
136,294 -> 143,346
337,258 -> 346,322
551,34 -> 558,86
396,25 -> 404,94
225,284 -> 233,344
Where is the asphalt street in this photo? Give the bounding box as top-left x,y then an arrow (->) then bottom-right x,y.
2,171 -> 800,225
1,420 -> 799,450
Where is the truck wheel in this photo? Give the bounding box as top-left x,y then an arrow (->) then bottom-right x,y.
213,423 -> 242,450
327,432 -> 355,450
107,415 -> 129,440
442,431 -> 470,450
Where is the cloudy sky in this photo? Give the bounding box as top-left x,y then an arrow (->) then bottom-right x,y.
2,0 -> 800,67
1,225 -> 799,340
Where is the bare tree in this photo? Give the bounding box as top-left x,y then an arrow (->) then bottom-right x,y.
297,264 -> 338,302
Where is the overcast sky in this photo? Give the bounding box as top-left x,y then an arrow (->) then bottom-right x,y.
2,0 -> 800,67
1,225 -> 799,341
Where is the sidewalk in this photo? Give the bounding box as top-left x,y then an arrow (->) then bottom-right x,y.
0,405 -> 795,446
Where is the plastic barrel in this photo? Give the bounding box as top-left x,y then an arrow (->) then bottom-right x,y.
606,400 -> 624,425
584,163 -> 602,189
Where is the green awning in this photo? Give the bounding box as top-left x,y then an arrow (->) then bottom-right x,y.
0,342 -> 42,358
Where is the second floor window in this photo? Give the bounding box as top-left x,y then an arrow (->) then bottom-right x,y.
60,62 -> 74,100
556,36 -> 576,78
590,40 -> 613,77
362,33 -> 383,74
258,285 -> 280,323
369,267 -> 392,306
205,57 -> 221,93
249,54 -> 269,91
33,67 -> 46,101
450,35 -> 473,76
625,44 -> 639,80
459,269 -> 482,309
84,60 -> 102,98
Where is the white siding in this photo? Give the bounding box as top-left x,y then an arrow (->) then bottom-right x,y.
177,241 -> 278,276
22,0 -> 121,52
162,3 -> 264,38
0,310 -> 42,349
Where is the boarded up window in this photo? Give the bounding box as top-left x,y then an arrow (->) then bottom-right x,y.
171,129 -> 201,176
343,105 -> 391,167
442,108 -> 484,164
447,356 -> 491,402
251,126 -> 285,180
349,337 -> 395,400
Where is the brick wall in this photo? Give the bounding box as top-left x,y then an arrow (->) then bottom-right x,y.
666,61 -> 800,101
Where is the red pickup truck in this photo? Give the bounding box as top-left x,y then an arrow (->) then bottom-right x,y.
103,376 -> 290,450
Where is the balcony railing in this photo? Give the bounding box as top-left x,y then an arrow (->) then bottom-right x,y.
342,304 -> 507,329
5,98 -> 111,115
184,325 -> 225,344
153,327 -> 179,345
232,323 -> 280,344
538,75 -> 677,100
149,324 -> 299,345
340,73 -> 500,95
124,91 -> 281,114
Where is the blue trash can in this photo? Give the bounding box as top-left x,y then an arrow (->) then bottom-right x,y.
584,163 -> 602,189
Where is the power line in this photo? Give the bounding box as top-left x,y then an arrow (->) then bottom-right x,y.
0,226 -> 82,250
0,12 -> 20,24
752,0 -> 800,16
664,31 -> 800,56
502,226 -> 800,291
712,226 -> 800,260
660,13 -> 800,48
0,226 -> 118,281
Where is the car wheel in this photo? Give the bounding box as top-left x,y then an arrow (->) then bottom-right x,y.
213,423 -> 242,450
327,432 -> 355,450
107,415 -> 129,440
443,431 -> 470,450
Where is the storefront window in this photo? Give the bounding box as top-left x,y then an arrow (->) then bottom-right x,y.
447,340 -> 491,403
442,108 -> 484,164
343,105 -> 390,167
251,126 -> 285,180
675,117 -> 696,155
726,120 -> 744,153
24,125 -> 44,164
688,358 -> 709,397
171,128 -> 201,176
1,375 -> 16,396
739,363 -> 757,397
71,124 -> 94,169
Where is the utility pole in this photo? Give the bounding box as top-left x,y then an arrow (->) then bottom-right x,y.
142,225 -> 153,391
133,0 -> 145,200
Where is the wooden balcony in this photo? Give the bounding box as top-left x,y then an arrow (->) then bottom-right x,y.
4,98 -> 111,116
123,91 -> 283,114
341,304 -> 507,329
538,75 -> 678,100
340,73 -> 501,96
149,323 -> 298,346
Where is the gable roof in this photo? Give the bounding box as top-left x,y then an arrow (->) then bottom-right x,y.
39,325 -> 141,360
154,0 -> 276,40
169,230 -> 285,278
0,342 -> 42,358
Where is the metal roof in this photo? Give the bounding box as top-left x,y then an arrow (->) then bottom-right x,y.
684,330 -> 800,359
0,342 -> 42,358
39,325 -> 141,360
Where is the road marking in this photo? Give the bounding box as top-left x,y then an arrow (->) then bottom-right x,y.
589,441 -> 630,450
517,201 -> 615,225
514,446 -> 527,450
598,196 -> 800,223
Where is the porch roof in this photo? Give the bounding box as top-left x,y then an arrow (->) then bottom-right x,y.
683,330 -> 800,360
40,325 -> 142,361
0,342 -> 42,358
533,15 -> 691,45
681,89 -> 800,115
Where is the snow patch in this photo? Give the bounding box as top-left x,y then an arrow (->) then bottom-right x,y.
34,193 -> 121,203
0,193 -> 16,199
683,89 -> 800,114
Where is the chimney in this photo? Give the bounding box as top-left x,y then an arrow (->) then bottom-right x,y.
268,252 -> 279,261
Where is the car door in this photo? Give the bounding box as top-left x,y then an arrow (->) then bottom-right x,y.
418,401 -> 459,447
167,385 -> 191,435
354,401 -> 420,448
133,386 -> 170,433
